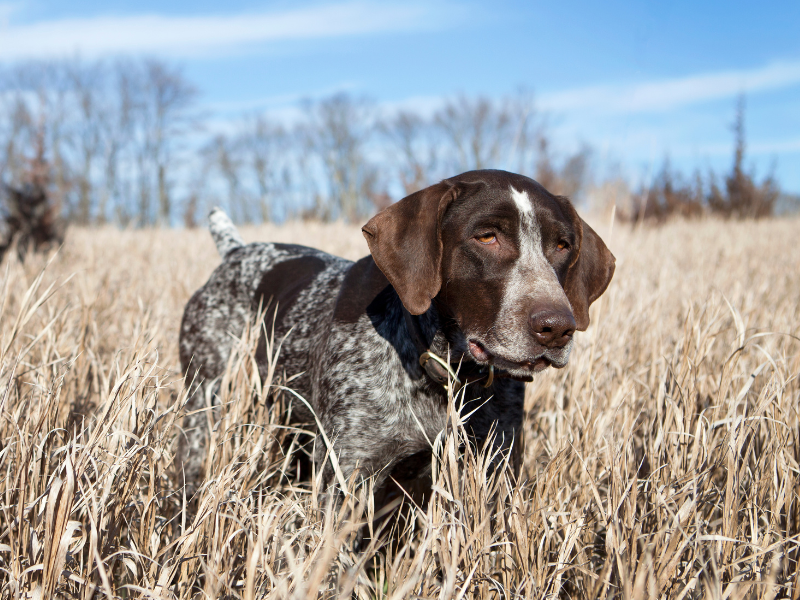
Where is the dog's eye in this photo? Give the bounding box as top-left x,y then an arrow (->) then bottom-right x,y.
476,233 -> 497,245
557,240 -> 570,251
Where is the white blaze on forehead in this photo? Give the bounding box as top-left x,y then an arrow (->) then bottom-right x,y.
509,185 -> 539,248
489,183 -> 572,360
507,185 -> 543,273
510,186 -> 533,218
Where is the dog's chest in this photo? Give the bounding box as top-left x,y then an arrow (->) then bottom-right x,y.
253,252 -> 523,451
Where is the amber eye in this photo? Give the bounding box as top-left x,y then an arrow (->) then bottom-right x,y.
557,240 -> 570,251
476,233 -> 497,245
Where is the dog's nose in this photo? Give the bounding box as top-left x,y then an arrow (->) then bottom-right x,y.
530,309 -> 576,348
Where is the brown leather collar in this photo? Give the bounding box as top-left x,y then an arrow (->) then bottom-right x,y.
402,308 -> 496,392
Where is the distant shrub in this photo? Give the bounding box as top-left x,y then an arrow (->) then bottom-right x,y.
0,145 -> 65,262
623,95 -> 779,224
705,96 -> 779,219
706,169 -> 779,220
625,161 -> 704,224
0,182 -> 66,262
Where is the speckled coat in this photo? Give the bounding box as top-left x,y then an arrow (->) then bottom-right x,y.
178,169 -> 616,497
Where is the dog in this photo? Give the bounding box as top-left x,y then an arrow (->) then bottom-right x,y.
178,169 -> 615,498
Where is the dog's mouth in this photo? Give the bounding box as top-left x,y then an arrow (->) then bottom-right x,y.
468,339 -> 565,380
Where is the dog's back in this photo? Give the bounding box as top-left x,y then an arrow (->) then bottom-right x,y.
177,210 -> 354,485
179,210 -> 351,407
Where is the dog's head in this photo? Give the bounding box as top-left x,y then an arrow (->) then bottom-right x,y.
362,169 -> 615,379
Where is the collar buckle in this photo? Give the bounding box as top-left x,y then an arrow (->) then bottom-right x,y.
420,350 -> 463,390
419,350 -> 494,391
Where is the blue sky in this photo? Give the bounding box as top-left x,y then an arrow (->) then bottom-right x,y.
2,0 -> 800,193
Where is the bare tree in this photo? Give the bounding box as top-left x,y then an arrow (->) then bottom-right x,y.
434,95 -> 516,173
200,113 -> 292,224
0,62 -> 73,217
11,59 -> 786,228
0,94 -> 35,184
143,60 -> 198,226
382,110 -> 437,195
506,90 -> 540,174
535,137 -> 592,199
240,114 -> 289,222
95,60 -> 136,225
534,137 -> 558,192
301,93 -> 380,221
205,133 -> 248,223
1,58 -> 200,227
708,95 -> 778,219
108,59 -> 199,226
429,92 -> 544,184
68,61 -> 104,225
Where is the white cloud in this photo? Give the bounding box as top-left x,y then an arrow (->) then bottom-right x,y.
750,137 -> 800,154
541,61 -> 800,114
203,81 -> 364,116
676,137 -> 800,159
0,1 -> 451,60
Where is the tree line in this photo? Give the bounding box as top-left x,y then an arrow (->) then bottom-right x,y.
0,58 -> 591,227
0,57 -> 787,229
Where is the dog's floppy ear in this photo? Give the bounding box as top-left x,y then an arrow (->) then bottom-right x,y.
362,181 -> 463,315
563,217 -> 615,331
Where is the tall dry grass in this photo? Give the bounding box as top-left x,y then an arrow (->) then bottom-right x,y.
0,217 -> 798,599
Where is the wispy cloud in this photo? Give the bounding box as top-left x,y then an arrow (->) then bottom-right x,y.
748,137 -> 800,155
0,1 -> 452,60
541,61 -> 800,114
203,81 -> 366,117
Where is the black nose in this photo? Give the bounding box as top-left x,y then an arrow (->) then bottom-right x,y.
530,309 -> 576,348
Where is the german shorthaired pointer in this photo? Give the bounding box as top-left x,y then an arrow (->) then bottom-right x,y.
178,169 -> 615,497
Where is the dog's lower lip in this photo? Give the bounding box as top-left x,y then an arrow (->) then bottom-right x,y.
529,357 -> 551,372
470,340 -> 553,372
519,357 -> 550,370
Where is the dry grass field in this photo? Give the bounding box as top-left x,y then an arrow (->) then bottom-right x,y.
1,216 -> 799,599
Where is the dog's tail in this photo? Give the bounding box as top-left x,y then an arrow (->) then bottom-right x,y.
209,207 -> 245,258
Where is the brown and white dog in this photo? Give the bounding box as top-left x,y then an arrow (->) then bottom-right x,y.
179,169 -> 615,497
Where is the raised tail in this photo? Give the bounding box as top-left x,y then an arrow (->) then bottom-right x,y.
208,207 -> 244,258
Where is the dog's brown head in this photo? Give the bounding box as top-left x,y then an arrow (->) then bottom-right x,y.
362,169 -> 615,379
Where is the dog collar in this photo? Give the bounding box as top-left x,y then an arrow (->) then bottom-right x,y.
419,350 -> 494,391
402,308 -> 495,392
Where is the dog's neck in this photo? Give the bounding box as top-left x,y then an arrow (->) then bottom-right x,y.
343,255 -> 482,385
401,300 -> 497,390
407,301 -> 468,364
405,302 -> 504,391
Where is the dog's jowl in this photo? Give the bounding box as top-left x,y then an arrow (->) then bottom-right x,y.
178,169 -> 615,497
